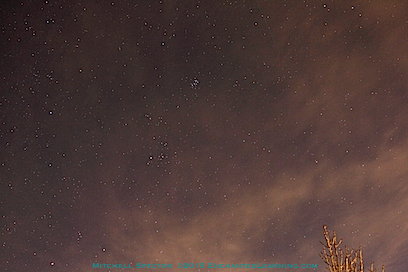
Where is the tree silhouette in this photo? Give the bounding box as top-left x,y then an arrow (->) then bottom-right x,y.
320,225 -> 385,272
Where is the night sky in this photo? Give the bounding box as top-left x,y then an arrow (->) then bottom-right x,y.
1,1 -> 408,271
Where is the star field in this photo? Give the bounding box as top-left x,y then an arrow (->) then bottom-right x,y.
1,1 -> 408,271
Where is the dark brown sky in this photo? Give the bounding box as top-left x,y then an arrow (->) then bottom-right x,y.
1,0 -> 408,271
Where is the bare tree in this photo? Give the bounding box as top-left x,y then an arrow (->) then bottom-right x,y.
320,225 -> 385,272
